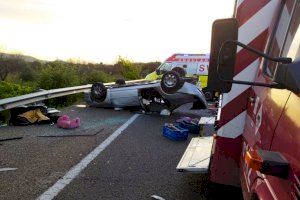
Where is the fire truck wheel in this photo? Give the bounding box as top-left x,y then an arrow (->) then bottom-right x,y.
161,71 -> 184,94
91,82 -> 107,102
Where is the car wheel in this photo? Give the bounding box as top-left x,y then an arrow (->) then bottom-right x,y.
91,82 -> 107,102
161,71 -> 184,94
172,67 -> 186,77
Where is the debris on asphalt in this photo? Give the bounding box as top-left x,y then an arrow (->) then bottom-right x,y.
9,105 -> 61,126
162,123 -> 188,141
47,108 -> 61,115
0,168 -> 18,172
134,109 -> 153,115
160,109 -> 171,116
0,123 -> 8,127
57,115 -> 80,129
151,195 -> 166,200
178,120 -> 200,134
0,136 -> 23,142
18,108 -> 50,123
176,116 -> 200,134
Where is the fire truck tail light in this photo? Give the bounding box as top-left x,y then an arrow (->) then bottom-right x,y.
245,149 -> 290,179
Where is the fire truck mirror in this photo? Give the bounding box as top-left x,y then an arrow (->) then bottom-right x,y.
207,18 -> 238,94
274,61 -> 300,93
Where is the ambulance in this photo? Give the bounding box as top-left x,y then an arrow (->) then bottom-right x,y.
145,53 -> 210,89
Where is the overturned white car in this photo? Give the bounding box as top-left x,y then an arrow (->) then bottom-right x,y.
85,71 -> 207,113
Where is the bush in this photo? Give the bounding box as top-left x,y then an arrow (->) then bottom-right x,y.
19,64 -> 38,82
38,61 -> 80,89
82,70 -> 115,84
0,110 -> 10,125
0,81 -> 34,99
117,57 -> 141,80
37,62 -> 81,107
139,62 -> 161,78
0,55 -> 162,108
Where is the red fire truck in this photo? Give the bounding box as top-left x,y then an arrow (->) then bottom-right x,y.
167,0 -> 300,199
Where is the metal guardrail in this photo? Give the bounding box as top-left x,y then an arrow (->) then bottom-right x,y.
0,84 -> 92,111
0,79 -> 148,111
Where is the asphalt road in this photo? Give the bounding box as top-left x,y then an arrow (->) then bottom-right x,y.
0,104 -> 242,200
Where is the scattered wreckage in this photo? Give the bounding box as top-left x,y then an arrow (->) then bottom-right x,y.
85,71 -> 208,113
9,105 -> 60,126
9,105 -> 80,129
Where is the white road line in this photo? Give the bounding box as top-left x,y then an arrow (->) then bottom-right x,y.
37,114 -> 140,200
0,168 -> 17,172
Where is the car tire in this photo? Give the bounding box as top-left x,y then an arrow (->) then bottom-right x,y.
172,67 -> 186,77
161,71 -> 184,94
91,82 -> 107,103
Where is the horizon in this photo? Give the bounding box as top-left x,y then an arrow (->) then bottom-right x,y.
0,0 -> 235,64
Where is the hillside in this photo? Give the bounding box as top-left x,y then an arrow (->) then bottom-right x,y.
0,52 -> 41,63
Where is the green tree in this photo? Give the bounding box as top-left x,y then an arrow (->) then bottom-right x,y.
38,61 -> 80,89
0,54 -> 24,81
37,62 -> 81,107
19,63 -> 38,82
117,56 -> 141,80
82,70 -> 115,84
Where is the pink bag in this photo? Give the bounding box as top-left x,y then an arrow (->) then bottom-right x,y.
57,115 -> 80,129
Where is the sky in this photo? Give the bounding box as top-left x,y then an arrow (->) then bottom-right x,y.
0,0 -> 235,63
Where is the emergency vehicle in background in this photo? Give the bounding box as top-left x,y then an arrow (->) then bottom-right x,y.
145,53 -> 212,98
160,0 -> 300,199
